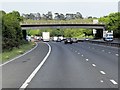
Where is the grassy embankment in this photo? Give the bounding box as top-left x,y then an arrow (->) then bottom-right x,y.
22,18 -> 93,24
1,42 -> 36,63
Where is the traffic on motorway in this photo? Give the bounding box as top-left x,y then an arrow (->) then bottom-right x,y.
2,2 -> 119,89
2,32 -> 119,89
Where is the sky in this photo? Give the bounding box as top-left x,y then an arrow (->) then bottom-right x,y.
1,0 -> 119,18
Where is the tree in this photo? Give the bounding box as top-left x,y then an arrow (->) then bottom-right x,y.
47,11 -> 53,20
54,13 -> 61,20
59,14 -> 65,20
36,13 -> 41,20
76,12 -> 83,19
88,16 -> 92,19
99,12 -> 120,38
10,11 -> 23,21
2,11 -> 24,51
42,14 -> 47,20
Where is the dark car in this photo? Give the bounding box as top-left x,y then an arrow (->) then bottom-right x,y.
64,38 -> 73,44
56,38 -> 61,42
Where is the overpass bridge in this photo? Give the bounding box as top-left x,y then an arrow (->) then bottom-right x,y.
20,23 -> 106,30
20,23 -> 106,39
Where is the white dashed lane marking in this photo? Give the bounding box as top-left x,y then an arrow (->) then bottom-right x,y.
115,54 -> 119,56
86,59 -> 89,61
110,79 -> 118,85
92,64 -> 96,67
71,46 -> 118,86
100,80 -> 104,83
100,71 -> 106,75
102,50 -> 105,52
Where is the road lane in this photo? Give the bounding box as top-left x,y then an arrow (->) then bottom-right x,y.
67,42 -> 118,83
27,42 -> 117,88
85,42 -> 118,55
2,42 -> 49,88
2,41 -> 118,89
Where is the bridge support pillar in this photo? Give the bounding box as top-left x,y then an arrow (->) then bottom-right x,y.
95,29 -> 103,39
22,30 -> 27,40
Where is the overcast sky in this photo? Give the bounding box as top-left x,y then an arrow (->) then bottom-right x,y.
1,0 -> 119,18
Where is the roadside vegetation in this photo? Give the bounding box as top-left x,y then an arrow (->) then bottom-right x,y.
22,18 -> 93,24
0,10 -> 119,62
27,28 -> 93,39
99,12 -> 120,38
2,42 -> 35,63
1,10 -> 24,52
0,10 -> 36,63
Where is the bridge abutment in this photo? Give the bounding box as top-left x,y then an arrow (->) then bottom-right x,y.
94,29 -> 103,39
22,30 -> 27,40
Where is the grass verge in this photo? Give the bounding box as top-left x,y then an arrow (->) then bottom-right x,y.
1,42 -> 36,63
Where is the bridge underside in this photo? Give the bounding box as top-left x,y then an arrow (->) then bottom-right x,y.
95,29 -> 103,39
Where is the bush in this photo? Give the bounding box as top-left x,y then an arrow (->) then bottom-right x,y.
1,10 -> 24,52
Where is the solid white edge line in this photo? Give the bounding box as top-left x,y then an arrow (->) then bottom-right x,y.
110,79 -> 118,85
100,71 -> 106,75
19,42 -> 51,89
0,42 -> 38,67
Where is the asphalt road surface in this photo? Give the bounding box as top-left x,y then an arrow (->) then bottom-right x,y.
2,41 -> 119,89
91,38 -> 120,43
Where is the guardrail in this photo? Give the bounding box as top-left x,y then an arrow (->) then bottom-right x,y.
82,40 -> 120,47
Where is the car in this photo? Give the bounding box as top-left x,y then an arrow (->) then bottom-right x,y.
72,38 -> 78,43
53,36 -> 58,41
64,38 -> 73,44
105,37 -> 113,42
56,38 -> 61,42
84,38 -> 89,41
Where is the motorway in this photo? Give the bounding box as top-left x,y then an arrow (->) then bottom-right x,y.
2,41 -> 119,89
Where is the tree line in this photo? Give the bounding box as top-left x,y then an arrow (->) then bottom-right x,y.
1,10 -> 119,51
22,11 -> 83,20
27,28 -> 93,39
1,10 -> 24,51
